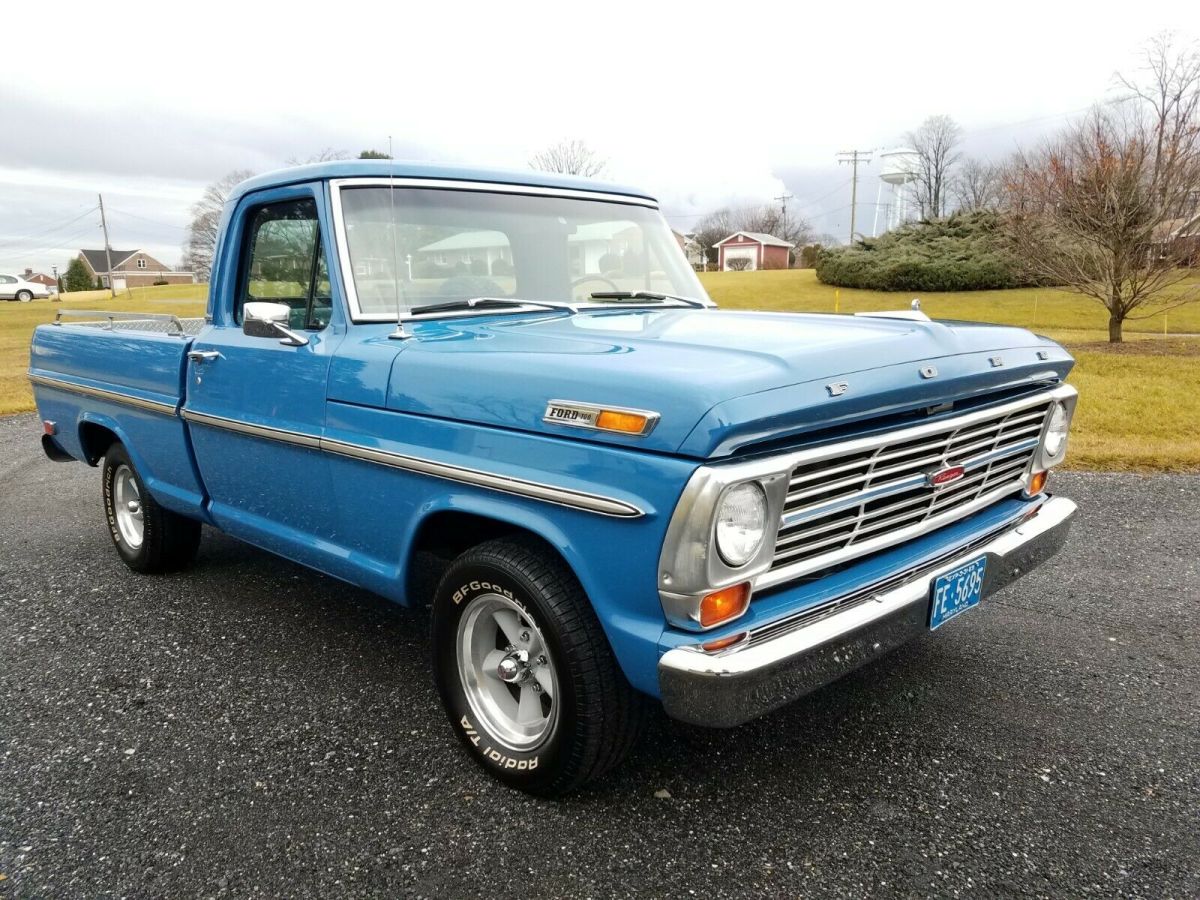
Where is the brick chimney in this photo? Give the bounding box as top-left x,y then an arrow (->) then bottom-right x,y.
23,267 -> 33,277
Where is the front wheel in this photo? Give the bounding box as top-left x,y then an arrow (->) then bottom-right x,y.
431,537 -> 647,796
102,442 -> 201,573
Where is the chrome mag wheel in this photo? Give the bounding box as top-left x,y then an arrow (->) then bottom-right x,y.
457,593 -> 559,751
112,464 -> 144,549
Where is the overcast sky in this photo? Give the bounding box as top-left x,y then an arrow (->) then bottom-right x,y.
1,1 -> 1195,274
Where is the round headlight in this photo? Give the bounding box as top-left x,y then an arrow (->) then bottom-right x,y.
715,482 -> 768,567
1043,402 -> 1069,459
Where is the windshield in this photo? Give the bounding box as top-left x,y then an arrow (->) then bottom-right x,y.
337,185 -> 709,319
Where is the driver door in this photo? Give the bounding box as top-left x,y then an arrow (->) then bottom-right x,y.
183,185 -> 342,564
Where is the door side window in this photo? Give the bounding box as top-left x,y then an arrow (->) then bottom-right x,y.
238,198 -> 330,330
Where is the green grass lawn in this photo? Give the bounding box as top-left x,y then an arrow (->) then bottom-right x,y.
698,269 -> 1200,472
0,285 -> 207,415
3,274 -> 1197,471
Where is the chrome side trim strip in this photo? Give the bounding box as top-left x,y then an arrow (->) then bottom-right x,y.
180,408 -> 643,519
28,373 -> 178,416
319,437 -> 643,518
180,409 -> 322,448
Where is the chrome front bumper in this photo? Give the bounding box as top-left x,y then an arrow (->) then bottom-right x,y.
658,495 -> 1077,727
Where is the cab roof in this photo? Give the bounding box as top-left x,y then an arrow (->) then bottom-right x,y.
227,160 -> 657,206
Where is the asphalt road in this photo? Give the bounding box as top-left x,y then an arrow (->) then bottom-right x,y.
1,412 -> 1197,898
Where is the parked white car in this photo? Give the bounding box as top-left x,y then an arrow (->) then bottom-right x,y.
0,274 -> 52,301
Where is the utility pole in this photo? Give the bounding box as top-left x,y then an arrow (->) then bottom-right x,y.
774,192 -> 794,225
836,150 -> 872,244
98,193 -> 116,299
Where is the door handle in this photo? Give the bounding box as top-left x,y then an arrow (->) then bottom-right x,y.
187,350 -> 220,363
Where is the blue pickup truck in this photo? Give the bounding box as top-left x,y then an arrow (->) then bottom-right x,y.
30,161 -> 1077,795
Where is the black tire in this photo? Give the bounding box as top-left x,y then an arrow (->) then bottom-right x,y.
102,442 -> 201,573
16,290 -> 33,302
431,536 -> 647,796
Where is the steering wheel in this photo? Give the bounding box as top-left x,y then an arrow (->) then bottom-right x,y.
571,274 -> 621,297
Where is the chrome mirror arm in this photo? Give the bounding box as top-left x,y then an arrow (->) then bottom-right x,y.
270,321 -> 310,347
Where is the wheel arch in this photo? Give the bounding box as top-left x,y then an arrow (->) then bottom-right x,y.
401,494 -> 666,697
404,505 -> 576,608
78,418 -> 122,465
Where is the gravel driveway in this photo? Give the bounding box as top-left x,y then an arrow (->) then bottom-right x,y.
1,412 -> 1197,898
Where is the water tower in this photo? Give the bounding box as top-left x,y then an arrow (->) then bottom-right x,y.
872,148 -> 919,236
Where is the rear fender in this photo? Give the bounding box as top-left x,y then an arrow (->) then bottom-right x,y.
73,410 -> 212,524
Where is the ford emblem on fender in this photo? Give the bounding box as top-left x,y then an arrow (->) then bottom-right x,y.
927,464 -> 966,488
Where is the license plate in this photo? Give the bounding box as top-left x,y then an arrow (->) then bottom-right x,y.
929,557 -> 987,630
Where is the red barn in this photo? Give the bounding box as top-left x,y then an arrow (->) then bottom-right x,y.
715,231 -> 793,271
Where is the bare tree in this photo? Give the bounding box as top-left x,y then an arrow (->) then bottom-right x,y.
182,169 -> 254,282
1004,37 -> 1200,342
529,139 -> 607,177
952,158 -> 1004,211
906,115 -> 963,218
1118,33 -> 1200,212
286,147 -> 351,166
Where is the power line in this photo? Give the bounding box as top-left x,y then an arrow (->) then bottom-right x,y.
107,207 -> 188,231
0,224 -> 101,264
0,206 -> 99,251
662,177 -> 853,224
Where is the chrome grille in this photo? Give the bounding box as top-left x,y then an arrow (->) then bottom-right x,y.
767,400 -> 1051,582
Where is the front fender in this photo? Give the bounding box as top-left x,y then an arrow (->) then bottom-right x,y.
400,490 -> 676,696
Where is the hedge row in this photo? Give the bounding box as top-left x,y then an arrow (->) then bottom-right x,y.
815,211 -> 1045,292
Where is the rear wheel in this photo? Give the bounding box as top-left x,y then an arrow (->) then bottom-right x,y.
16,290 -> 32,302
102,442 -> 201,573
431,536 -> 647,796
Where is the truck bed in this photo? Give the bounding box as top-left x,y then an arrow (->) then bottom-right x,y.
29,313 -> 208,518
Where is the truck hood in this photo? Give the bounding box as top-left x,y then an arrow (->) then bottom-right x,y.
385,308 -> 1073,458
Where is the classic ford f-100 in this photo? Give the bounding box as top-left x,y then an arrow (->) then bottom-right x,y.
30,161 -> 1077,795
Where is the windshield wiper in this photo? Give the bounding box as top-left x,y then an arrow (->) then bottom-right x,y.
588,291 -> 713,309
407,296 -> 578,317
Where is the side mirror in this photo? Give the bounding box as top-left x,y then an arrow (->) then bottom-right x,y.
243,301 -> 309,346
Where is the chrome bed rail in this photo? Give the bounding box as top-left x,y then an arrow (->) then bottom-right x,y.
52,309 -> 204,337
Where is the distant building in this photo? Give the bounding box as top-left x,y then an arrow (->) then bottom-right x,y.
77,249 -> 194,289
22,268 -> 58,293
1155,213 -> 1200,267
714,232 -> 794,271
672,230 -> 705,269
415,222 -> 643,278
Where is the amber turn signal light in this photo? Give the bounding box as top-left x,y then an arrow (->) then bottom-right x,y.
701,631 -> 748,653
595,409 -> 650,435
1027,469 -> 1048,496
699,582 -> 751,628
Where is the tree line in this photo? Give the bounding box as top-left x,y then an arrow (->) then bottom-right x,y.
844,33 -> 1200,342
